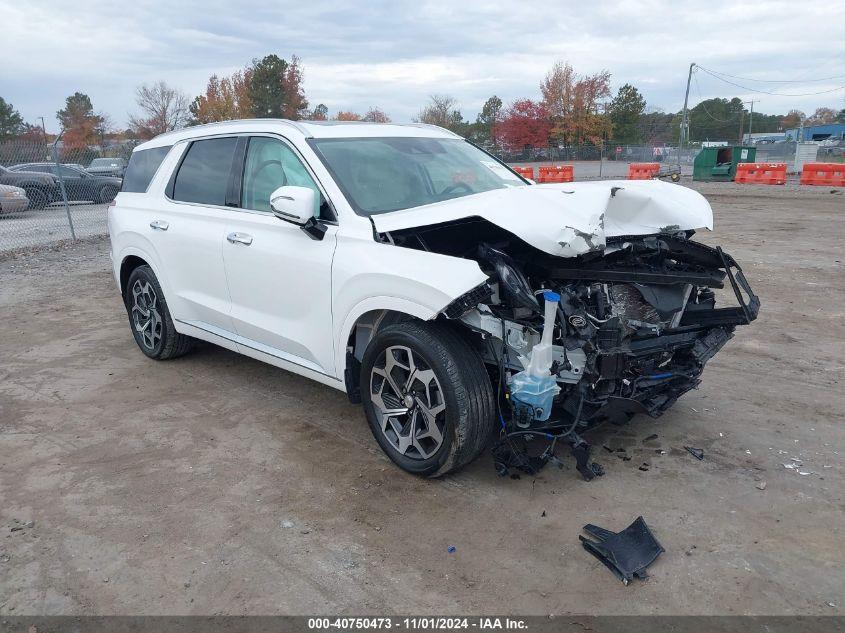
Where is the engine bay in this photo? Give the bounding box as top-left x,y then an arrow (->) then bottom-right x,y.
381,216 -> 760,477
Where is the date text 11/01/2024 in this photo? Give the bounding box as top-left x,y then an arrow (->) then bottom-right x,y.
308,618 -> 528,630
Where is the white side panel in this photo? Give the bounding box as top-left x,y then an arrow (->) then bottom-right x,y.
177,319 -> 345,391
222,212 -> 338,376
331,235 -> 489,376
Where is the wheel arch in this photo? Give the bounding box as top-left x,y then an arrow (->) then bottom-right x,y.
115,246 -> 169,301
336,298 -> 437,403
119,255 -> 148,297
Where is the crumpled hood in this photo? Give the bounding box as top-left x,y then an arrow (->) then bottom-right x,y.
371,180 -> 714,257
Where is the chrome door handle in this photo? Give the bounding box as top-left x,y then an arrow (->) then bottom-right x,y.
149,220 -> 169,231
227,232 -> 253,246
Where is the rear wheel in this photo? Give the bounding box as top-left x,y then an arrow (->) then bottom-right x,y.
361,322 -> 496,477
24,187 -> 48,209
124,265 -> 194,360
98,184 -> 119,203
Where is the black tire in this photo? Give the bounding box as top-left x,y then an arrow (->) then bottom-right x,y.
24,187 -> 48,209
124,265 -> 194,360
98,184 -> 119,204
360,322 -> 496,477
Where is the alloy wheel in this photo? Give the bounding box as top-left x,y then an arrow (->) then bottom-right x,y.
369,345 -> 446,460
131,279 -> 162,350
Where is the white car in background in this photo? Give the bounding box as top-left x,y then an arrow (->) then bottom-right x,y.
109,120 -> 758,478
0,184 -> 29,214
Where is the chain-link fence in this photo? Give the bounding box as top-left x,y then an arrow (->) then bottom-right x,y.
492,143 -> 700,179
0,137 -> 135,253
491,141 -> 841,178
1,136 -> 832,254
490,143 -> 686,164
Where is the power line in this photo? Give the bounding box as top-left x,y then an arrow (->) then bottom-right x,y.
692,72 -> 733,122
696,66 -> 845,97
696,64 -> 845,84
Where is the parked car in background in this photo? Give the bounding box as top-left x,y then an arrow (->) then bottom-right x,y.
88,157 -> 127,178
8,163 -> 122,203
0,165 -> 59,209
0,184 -> 29,214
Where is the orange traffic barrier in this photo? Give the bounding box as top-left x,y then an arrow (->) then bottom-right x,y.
627,162 -> 660,180
800,163 -> 845,187
536,165 -> 574,183
734,163 -> 787,185
512,166 -> 535,180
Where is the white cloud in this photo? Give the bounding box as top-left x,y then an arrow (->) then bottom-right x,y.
1,0 -> 843,131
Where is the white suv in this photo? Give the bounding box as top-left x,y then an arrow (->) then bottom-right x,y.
109,120 -> 758,477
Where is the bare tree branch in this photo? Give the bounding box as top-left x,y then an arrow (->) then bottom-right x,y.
129,81 -> 189,138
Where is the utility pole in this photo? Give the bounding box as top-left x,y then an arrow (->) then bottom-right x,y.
38,116 -> 48,159
739,100 -> 757,145
748,99 -> 756,138
679,62 -> 695,171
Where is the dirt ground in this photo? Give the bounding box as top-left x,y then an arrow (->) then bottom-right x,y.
0,182 -> 843,615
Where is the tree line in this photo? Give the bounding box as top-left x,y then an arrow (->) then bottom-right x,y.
1,54 -> 844,159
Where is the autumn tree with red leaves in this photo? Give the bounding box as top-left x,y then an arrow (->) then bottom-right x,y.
247,54 -> 308,119
333,111 -> 363,121
189,70 -> 253,124
497,99 -> 551,152
56,92 -> 105,149
362,107 -> 391,123
189,54 -> 308,125
540,61 -> 611,145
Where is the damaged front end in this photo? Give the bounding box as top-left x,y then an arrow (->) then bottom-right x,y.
387,219 -> 759,477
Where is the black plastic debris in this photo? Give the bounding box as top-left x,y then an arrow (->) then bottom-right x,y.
580,516 -> 664,585
684,446 -> 705,460
492,438 -> 547,476
491,432 -> 602,481
571,439 -> 604,481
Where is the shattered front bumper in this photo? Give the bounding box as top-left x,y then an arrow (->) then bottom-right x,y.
577,246 -> 760,425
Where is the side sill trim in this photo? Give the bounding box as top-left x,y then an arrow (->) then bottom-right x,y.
175,318 -> 341,384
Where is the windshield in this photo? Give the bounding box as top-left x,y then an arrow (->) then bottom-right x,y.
308,137 -> 526,216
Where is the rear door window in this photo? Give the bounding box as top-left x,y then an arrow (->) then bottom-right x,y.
122,146 -> 172,193
172,138 -> 237,205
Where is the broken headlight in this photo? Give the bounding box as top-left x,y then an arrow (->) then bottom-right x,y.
478,243 -> 539,314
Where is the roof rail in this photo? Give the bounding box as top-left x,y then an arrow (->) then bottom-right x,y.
401,123 -> 462,138
148,118 -> 310,142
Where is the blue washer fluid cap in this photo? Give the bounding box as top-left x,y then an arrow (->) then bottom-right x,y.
543,290 -> 561,303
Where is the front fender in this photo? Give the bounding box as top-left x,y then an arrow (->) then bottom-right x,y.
335,296 -> 441,376
332,236 -> 489,377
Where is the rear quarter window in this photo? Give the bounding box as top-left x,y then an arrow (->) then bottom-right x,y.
122,146 -> 172,193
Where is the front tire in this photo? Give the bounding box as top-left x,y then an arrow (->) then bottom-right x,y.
361,322 -> 496,477
124,265 -> 194,360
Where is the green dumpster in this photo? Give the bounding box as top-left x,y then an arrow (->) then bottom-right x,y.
693,146 -> 756,182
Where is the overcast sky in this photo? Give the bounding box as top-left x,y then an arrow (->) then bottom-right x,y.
2,0 -> 844,133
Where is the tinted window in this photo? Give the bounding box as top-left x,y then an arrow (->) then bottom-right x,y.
172,138 -> 237,205
122,146 -> 172,193
242,136 -> 328,218
91,158 -> 124,167
60,166 -> 81,178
